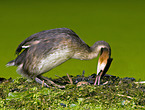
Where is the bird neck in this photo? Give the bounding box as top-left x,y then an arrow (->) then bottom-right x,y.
72,41 -> 111,60
88,46 -> 102,59
89,44 -> 111,60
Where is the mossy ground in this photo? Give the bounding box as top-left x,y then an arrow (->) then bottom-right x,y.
0,74 -> 145,109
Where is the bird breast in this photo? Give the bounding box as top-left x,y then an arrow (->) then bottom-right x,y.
37,48 -> 73,73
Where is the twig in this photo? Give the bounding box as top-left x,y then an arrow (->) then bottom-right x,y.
40,76 -> 65,88
67,73 -> 73,84
102,81 -> 109,85
55,75 -> 67,82
42,80 -> 44,87
82,70 -> 85,77
117,94 -> 133,99
134,81 -> 145,84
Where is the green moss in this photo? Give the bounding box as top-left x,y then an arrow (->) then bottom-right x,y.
0,75 -> 145,109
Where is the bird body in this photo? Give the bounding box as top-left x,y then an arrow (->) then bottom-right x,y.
7,28 -> 112,87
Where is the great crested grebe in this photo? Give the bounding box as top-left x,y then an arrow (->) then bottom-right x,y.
7,28 -> 112,88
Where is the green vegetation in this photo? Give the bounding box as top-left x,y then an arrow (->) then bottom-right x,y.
0,74 -> 145,109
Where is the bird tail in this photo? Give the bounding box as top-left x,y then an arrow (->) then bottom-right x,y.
6,60 -> 15,67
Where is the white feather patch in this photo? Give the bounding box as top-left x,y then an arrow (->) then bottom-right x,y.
22,45 -> 30,48
6,61 -> 15,67
97,45 -> 106,51
37,48 -> 72,73
97,62 -> 106,75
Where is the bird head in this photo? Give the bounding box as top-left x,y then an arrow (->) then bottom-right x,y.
93,41 -> 113,85
97,48 -> 112,75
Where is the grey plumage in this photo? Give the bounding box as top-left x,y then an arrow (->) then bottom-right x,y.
7,28 -> 112,87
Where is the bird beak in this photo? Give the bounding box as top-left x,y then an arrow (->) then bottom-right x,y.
94,49 -> 113,85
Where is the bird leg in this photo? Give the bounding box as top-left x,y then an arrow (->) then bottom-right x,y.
37,75 -> 65,88
35,77 -> 51,88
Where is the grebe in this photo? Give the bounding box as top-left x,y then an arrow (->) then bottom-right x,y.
7,28 -> 112,88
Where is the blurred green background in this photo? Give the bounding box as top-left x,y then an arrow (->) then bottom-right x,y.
1,0 -> 145,80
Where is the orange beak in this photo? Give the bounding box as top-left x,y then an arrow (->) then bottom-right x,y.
94,48 -> 113,85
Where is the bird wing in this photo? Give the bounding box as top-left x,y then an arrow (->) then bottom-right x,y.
15,39 -> 55,66
15,30 -> 50,55
15,28 -> 79,55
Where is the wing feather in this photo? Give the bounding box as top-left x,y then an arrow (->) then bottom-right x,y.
15,28 -> 78,55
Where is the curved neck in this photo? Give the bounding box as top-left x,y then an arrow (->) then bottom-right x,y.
72,41 -> 111,60
88,41 -> 111,59
89,47 -> 107,59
